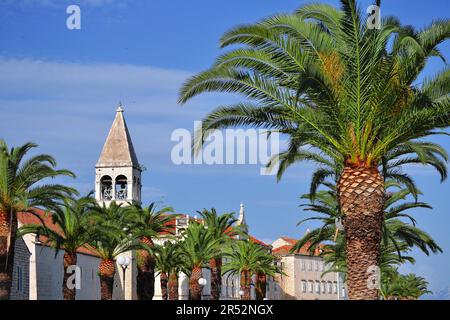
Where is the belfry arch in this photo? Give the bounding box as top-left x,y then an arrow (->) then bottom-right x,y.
115,175 -> 128,200
100,175 -> 113,201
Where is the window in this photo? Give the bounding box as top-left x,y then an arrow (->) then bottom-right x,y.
308,281 -> 314,293
342,288 -> 346,298
315,261 -> 319,271
315,281 -> 320,294
301,280 -> 307,293
17,266 -> 23,292
301,261 -> 305,271
321,281 -> 326,294
308,262 -> 312,271
328,282 -> 333,294
333,282 -> 338,294
100,175 -> 113,200
115,175 -> 128,200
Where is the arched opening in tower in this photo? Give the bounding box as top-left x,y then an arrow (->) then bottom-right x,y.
115,175 -> 128,200
100,175 -> 113,200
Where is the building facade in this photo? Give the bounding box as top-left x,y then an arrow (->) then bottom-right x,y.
271,237 -> 346,300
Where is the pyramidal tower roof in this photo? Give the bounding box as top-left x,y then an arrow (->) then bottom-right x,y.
96,105 -> 140,169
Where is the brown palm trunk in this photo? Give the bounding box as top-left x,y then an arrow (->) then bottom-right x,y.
137,236 -> 155,300
62,251 -> 77,300
240,270 -> 252,300
99,259 -> 116,300
160,272 -> 168,300
255,272 -> 266,300
168,271 -> 179,300
0,209 -> 17,300
337,165 -> 385,300
209,257 -> 222,300
189,265 -> 202,300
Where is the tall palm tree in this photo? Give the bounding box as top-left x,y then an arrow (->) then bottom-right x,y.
0,140 -> 75,300
178,222 -> 221,300
90,202 -> 149,300
18,195 -> 95,300
223,240 -> 278,300
199,208 -> 237,300
154,240 -> 181,300
128,203 -> 174,300
178,0 -> 449,299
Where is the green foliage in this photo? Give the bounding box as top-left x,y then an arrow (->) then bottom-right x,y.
178,222 -> 222,275
0,139 -> 76,216
381,269 -> 431,300
179,0 -> 449,172
198,207 -> 238,250
18,194 -> 96,256
222,240 -> 278,278
126,202 -> 175,240
154,240 -> 183,275
89,202 -> 150,260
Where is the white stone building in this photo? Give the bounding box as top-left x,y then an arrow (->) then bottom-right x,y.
10,106 -> 275,300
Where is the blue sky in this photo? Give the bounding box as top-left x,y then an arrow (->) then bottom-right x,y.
1,0 -> 449,295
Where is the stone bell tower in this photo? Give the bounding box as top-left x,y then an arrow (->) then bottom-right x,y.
95,105 -> 142,206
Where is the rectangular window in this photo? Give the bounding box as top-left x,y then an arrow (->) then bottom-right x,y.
315,281 -> 320,294
308,262 -> 312,271
328,282 -> 333,294
301,280 -> 307,293
333,282 -> 338,294
17,266 -> 23,292
322,282 -> 326,294
308,281 -> 314,293
315,261 -> 319,271
301,261 -> 305,271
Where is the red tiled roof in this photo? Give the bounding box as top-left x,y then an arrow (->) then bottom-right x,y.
273,239 -> 324,257
249,235 -> 270,248
279,236 -> 297,246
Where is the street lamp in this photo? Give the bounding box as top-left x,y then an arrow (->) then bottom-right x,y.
198,277 -> 207,286
117,255 -> 131,299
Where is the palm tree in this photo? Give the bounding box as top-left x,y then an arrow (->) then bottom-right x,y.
293,185 -> 442,261
198,208 -> 237,300
0,140 -> 75,300
90,202 -> 149,300
178,222 -> 221,300
178,0 -> 449,298
128,203 -> 174,300
381,270 -> 431,300
223,240 -> 278,300
18,195 -> 95,300
154,240 -> 181,300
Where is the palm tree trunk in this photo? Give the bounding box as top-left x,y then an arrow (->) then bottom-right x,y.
209,257 -> 222,300
168,271 -> 179,300
137,236 -> 155,300
189,265 -> 203,300
255,272 -> 266,300
99,259 -> 116,300
337,165 -> 385,300
0,208 -> 17,300
160,272 -> 168,300
240,270 -> 251,300
62,251 -> 77,300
